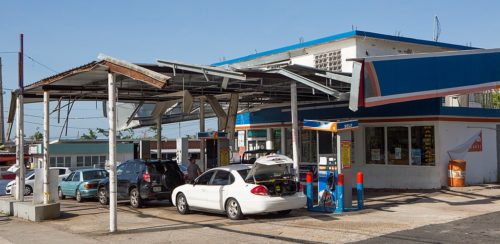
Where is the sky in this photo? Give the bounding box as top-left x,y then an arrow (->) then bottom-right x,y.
1,0 -> 500,140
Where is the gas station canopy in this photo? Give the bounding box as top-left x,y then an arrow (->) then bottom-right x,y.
10,54 -> 352,133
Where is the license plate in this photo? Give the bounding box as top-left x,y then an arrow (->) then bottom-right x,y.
153,186 -> 162,192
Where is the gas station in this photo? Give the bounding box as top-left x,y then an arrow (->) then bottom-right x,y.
3,34 -> 500,233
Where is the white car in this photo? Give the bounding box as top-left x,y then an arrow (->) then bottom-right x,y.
172,154 -> 306,220
5,167 -> 72,195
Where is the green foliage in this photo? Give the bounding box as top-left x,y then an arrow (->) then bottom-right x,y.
31,129 -> 43,141
80,129 -> 98,140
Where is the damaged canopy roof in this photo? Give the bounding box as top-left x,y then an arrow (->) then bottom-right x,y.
11,54 -> 352,132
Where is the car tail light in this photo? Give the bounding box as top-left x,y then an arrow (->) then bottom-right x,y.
143,171 -> 151,182
298,182 -> 303,192
250,185 -> 268,196
83,183 -> 97,189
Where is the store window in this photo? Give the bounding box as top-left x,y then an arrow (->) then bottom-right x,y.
50,157 -> 56,167
365,127 -> 385,164
411,126 -> 435,166
387,127 -> 409,165
50,156 -> 72,168
77,156 -> 84,167
365,126 -> 435,166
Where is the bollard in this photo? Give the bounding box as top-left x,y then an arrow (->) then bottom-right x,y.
306,171 -> 313,210
356,172 -> 364,210
335,173 -> 344,213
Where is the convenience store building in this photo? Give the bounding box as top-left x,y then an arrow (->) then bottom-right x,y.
216,30 -> 500,189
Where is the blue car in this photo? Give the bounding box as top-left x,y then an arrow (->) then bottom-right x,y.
58,169 -> 108,202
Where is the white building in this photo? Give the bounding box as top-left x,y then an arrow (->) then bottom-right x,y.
215,30 -> 499,189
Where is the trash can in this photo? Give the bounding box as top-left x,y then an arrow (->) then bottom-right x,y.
448,160 -> 466,187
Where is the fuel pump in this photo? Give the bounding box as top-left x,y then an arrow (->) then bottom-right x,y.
198,131 -> 231,169
303,119 -> 358,212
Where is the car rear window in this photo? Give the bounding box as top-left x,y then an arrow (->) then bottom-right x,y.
237,169 -> 250,179
145,163 -> 161,175
82,170 -> 107,180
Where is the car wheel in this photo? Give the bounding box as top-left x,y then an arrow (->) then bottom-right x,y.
98,187 -> 109,205
24,185 -> 33,196
58,187 -> 65,200
226,198 -> 244,220
176,193 -> 190,214
276,209 -> 292,215
76,190 -> 83,202
129,188 -> 142,208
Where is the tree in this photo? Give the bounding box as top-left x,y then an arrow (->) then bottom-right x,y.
96,128 -> 135,139
31,128 -> 43,141
80,129 -> 98,140
120,128 -> 135,140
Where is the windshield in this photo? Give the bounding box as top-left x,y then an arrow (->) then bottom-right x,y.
245,164 -> 294,182
82,170 -> 108,180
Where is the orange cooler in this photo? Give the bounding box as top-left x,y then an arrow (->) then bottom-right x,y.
448,160 -> 466,187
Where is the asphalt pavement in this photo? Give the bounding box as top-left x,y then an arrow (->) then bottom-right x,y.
355,211 -> 500,244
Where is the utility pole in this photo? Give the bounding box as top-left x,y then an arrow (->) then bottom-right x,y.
0,57 -> 5,144
15,33 -> 25,201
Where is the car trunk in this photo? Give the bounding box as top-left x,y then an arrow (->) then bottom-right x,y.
146,161 -> 184,191
245,155 -> 298,196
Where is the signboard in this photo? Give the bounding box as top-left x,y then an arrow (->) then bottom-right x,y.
341,140 -> 351,169
303,119 -> 358,133
336,120 -> 359,132
29,144 -> 42,154
237,131 -> 245,147
198,131 -> 228,139
468,131 -> 483,152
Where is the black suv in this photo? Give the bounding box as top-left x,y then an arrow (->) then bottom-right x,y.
98,159 -> 185,208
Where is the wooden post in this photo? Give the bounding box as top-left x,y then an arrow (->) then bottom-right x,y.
108,72 -> 117,233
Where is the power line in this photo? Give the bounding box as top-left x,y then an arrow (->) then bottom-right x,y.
24,54 -> 58,74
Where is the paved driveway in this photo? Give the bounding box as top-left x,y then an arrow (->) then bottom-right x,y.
1,186 -> 499,243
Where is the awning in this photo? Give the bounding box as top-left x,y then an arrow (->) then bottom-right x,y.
353,48 -> 500,107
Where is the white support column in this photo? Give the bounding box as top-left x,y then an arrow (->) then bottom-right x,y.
266,128 -> 273,150
108,72 -> 117,233
15,94 -> 25,201
199,97 -> 206,171
156,116 -> 162,160
43,91 -> 50,204
280,127 -> 286,155
290,80 -> 300,177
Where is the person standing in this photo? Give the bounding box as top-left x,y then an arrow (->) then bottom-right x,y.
187,156 -> 201,183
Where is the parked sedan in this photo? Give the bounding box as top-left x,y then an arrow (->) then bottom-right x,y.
172,154 -> 306,220
58,169 -> 108,202
6,167 -> 72,196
